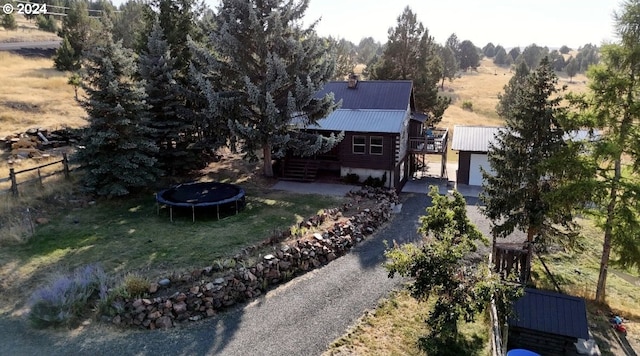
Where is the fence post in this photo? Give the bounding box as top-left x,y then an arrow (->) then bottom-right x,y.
62,153 -> 70,179
9,168 -> 18,197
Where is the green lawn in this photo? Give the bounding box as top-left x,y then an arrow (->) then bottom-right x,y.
0,189 -> 343,312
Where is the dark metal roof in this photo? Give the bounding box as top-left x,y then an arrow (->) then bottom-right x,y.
317,80 -> 413,110
509,288 -> 590,340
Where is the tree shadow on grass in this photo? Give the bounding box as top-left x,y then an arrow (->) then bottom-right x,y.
419,333 -> 486,356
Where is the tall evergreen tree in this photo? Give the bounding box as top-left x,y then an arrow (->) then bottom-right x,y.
74,17 -> 159,196
370,6 -> 450,124
438,44 -> 458,89
458,40 -> 480,71
54,0 -> 93,71
569,0 -> 640,302
481,58 -> 585,282
328,37 -> 356,80
199,0 -> 342,177
139,19 -> 196,176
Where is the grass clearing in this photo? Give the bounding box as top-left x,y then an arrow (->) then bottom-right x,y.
0,187 -> 344,315
0,52 -> 86,138
325,289 -> 490,356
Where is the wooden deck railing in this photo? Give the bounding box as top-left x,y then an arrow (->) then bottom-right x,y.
409,128 -> 448,153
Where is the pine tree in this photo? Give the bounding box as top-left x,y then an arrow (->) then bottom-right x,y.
73,17 -> 159,196
54,36 -> 80,71
139,19 -> 197,176
370,6 -> 450,124
569,0 -> 640,302
198,0 -> 342,177
481,58 -> 584,283
55,0 -> 93,71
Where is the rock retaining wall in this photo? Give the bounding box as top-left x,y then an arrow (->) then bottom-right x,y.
109,188 -> 399,329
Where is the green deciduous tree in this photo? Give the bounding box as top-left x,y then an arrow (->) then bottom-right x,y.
386,186 -> 522,353
569,0 -> 640,302
198,0 -> 342,177
482,58 -> 587,282
73,16 -> 159,196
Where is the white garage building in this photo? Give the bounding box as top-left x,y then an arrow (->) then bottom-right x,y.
451,125 -> 502,186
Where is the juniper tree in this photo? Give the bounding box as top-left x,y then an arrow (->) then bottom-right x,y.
74,17 -> 159,196
198,0 -> 343,177
481,58 -> 587,283
139,19 -> 196,176
386,186 -> 522,353
54,0 -> 93,71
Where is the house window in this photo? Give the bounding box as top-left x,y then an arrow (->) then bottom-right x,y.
370,136 -> 383,155
353,136 -> 366,154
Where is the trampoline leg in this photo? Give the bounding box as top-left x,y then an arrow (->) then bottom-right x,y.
170,206 -> 173,223
235,200 -> 238,215
192,206 -> 195,223
217,205 -> 220,220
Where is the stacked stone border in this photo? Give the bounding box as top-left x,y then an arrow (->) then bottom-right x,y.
109,187 -> 399,329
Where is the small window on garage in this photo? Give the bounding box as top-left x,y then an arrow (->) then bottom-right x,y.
370,136 -> 383,155
353,135 -> 366,154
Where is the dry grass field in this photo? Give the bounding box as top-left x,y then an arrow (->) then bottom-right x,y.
0,14 -> 59,42
0,52 -> 86,138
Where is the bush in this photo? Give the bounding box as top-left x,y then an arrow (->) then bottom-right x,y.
28,264 -> 109,328
123,273 -> 150,298
343,173 -> 360,184
363,172 -> 387,188
36,15 -> 57,33
461,100 -> 473,111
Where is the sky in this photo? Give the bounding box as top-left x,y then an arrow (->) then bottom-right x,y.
299,0 -> 621,49
111,0 -> 623,49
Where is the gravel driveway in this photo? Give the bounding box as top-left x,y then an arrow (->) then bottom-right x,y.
0,193 -> 436,356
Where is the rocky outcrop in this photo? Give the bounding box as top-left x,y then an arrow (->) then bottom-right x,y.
109,188 -> 399,329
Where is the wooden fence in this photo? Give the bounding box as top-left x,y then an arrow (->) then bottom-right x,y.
0,153 -> 71,197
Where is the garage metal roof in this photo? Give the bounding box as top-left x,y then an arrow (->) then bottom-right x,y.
451,125 -> 503,152
306,109 -> 407,133
451,125 -> 597,152
509,288 -> 590,340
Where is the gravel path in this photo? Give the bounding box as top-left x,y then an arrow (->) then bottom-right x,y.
0,193 -> 434,356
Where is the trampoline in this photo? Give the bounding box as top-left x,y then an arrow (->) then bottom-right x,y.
156,181 -> 246,222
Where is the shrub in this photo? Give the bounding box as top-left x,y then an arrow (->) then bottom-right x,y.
28,264 -> 109,328
343,173 -> 360,184
36,15 -> 57,33
123,273 -> 150,298
363,172 -> 387,188
461,100 -> 473,111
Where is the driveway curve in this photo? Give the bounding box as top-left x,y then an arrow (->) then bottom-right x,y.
0,193 -> 431,356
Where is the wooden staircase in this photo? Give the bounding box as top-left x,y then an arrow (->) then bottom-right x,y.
280,159 -> 319,182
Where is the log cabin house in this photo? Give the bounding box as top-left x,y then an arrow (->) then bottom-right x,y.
279,76 -> 448,191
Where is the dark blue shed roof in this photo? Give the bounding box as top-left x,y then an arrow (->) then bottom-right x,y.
317,80 -> 413,110
509,288 -> 590,340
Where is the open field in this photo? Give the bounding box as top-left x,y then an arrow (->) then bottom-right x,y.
0,14 -> 59,43
0,52 -> 85,138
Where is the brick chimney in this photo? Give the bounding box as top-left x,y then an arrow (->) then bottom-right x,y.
347,73 -> 358,89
